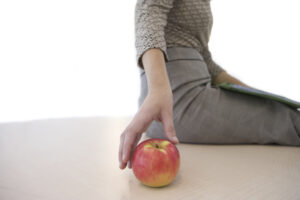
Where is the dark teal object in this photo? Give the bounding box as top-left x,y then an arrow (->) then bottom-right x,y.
219,83 -> 300,109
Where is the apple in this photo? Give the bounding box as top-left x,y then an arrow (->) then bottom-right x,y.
131,138 -> 180,187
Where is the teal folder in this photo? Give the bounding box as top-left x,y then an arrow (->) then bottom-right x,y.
219,83 -> 300,109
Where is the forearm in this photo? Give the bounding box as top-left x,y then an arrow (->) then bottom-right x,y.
142,48 -> 172,93
213,71 -> 250,87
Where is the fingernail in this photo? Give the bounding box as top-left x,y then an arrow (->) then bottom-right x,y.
122,154 -> 126,162
172,136 -> 179,143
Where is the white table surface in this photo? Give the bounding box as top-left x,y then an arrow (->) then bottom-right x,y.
0,116 -> 300,200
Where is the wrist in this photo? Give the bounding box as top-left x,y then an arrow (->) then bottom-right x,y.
148,74 -> 171,90
148,82 -> 172,96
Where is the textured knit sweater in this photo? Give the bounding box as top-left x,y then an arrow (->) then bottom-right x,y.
135,0 -> 225,81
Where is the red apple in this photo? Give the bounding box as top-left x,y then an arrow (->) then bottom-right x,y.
131,138 -> 180,187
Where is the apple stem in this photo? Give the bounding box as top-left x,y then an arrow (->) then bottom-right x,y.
155,144 -> 159,148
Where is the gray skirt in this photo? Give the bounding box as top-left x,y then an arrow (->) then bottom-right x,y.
138,47 -> 300,146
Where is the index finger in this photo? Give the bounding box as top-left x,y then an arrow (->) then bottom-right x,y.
119,133 -> 125,168
120,111 -> 152,169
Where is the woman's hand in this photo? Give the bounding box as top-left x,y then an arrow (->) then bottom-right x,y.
119,88 -> 179,170
213,71 -> 250,88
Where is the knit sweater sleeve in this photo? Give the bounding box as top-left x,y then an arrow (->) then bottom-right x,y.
135,0 -> 175,69
202,46 -> 226,82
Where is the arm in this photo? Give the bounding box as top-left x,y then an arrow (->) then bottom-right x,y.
202,43 -> 250,87
119,0 -> 177,170
143,48 -> 172,93
202,46 -> 250,87
135,0 -> 175,69
119,48 -> 179,170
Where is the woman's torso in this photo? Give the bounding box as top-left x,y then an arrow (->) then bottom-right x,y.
166,0 -> 213,53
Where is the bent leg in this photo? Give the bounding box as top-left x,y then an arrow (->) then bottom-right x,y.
147,82 -> 300,146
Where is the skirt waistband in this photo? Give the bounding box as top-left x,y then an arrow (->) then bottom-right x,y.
165,47 -> 204,62
139,47 -> 204,75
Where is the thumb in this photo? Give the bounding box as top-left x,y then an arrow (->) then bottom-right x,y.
161,111 -> 179,144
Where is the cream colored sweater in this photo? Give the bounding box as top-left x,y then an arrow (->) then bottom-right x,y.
135,0 -> 225,81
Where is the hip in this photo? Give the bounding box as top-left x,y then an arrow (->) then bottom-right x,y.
138,46 -> 212,107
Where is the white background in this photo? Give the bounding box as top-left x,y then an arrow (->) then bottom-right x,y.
0,0 -> 299,123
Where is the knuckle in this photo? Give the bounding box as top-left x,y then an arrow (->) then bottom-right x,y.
121,128 -> 135,139
125,123 -> 135,133
166,125 -> 175,133
125,126 -> 134,134
163,108 -> 173,115
125,123 -> 133,131
169,123 -> 175,129
126,126 -> 140,137
169,128 -> 175,134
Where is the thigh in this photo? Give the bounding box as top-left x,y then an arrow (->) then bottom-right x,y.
150,83 -> 300,146
177,85 -> 300,144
